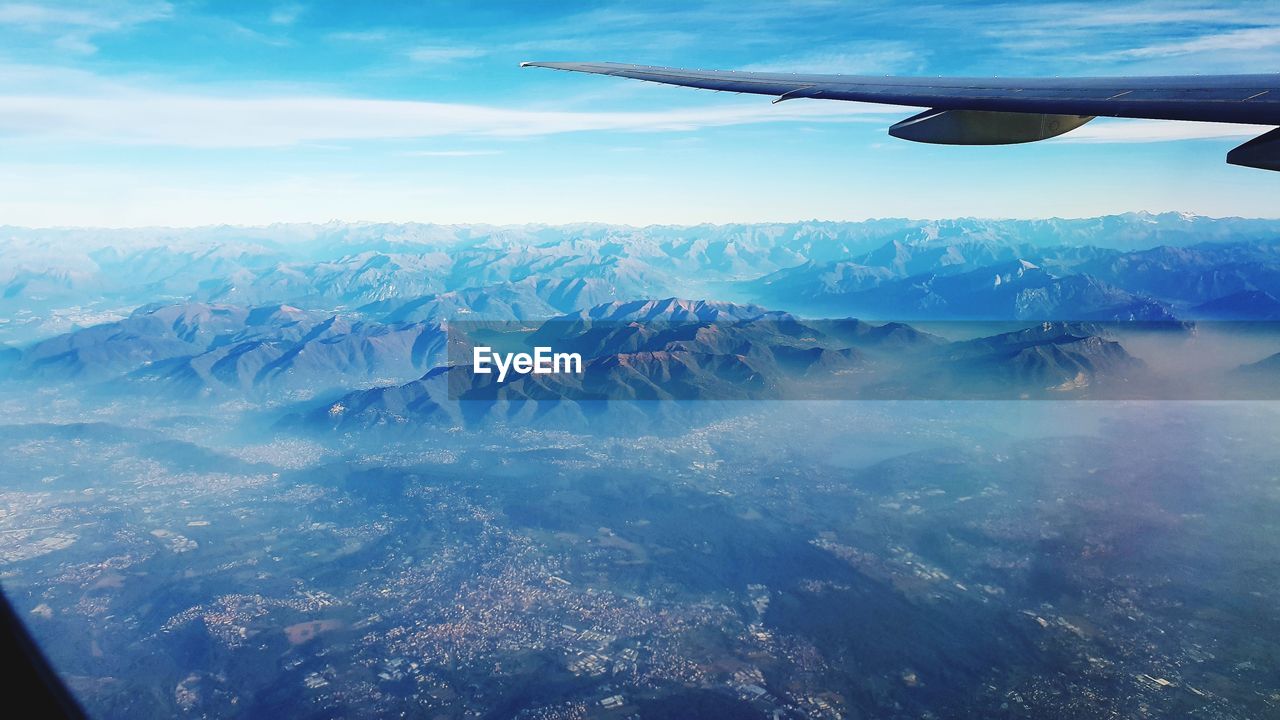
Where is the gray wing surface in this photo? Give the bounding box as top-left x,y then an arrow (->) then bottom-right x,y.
522,61 -> 1280,170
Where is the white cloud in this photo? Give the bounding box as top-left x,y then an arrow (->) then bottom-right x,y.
401,150 -> 503,157
0,90 -> 904,148
406,45 -> 488,64
0,1 -> 172,57
0,77 -> 1265,149
907,2 -> 1280,73
739,41 -> 924,76
52,33 -> 97,55
327,29 -> 388,43
269,4 -> 304,26
0,1 -> 172,30
0,162 -> 454,227
1002,3 -> 1255,29
1116,26 -> 1280,58
1060,118 -> 1268,143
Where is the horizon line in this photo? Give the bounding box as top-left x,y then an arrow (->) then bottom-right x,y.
3,210 -> 1277,234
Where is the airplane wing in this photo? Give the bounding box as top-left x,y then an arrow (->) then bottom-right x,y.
521,61 -> 1280,171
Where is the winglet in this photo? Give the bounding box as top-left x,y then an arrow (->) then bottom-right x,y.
520,61 -> 533,68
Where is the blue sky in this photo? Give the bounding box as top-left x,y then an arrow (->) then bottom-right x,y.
1,0 -> 1278,226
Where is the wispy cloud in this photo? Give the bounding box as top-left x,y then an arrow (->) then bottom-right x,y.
327,29 -> 388,43
880,1 -> 1280,73
0,1 -> 172,54
995,2 -> 1254,29
1061,118 -> 1268,143
0,82 -> 903,147
1,59 -> 1266,150
1115,26 -> 1280,58
401,149 -> 503,157
739,41 -> 925,75
406,45 -> 488,64
52,33 -> 97,55
0,1 -> 169,30
269,3 -> 305,26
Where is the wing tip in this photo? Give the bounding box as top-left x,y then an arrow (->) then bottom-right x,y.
520,61 -> 613,72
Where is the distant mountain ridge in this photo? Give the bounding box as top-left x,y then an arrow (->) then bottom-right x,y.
5,214 -> 1280,345
751,256 -> 1176,321
307,300 -> 1167,431
749,237 -> 1280,320
10,302 -> 453,399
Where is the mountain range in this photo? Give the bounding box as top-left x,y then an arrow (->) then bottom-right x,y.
4,215 -> 1280,423
307,302 -> 1182,432
10,302 -> 452,400
5,214 -> 1280,346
